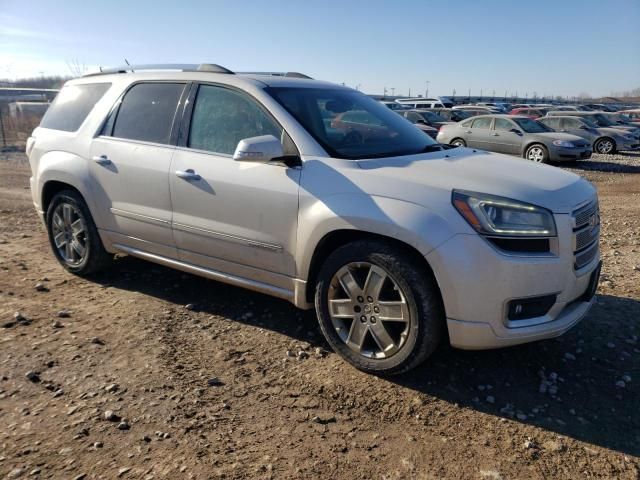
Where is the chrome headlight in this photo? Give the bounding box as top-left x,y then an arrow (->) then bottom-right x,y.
452,190 -> 557,237
552,140 -> 576,148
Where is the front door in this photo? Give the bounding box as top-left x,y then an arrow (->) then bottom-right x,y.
465,116 -> 494,149
169,84 -> 301,287
89,82 -> 187,258
490,117 -> 522,155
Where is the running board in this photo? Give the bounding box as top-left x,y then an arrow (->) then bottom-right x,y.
112,243 -> 294,302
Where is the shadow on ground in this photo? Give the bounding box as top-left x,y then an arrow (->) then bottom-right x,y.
91,256 -> 639,457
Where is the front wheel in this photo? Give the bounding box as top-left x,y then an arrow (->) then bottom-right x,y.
450,138 -> 466,147
594,137 -> 616,154
314,240 -> 444,375
46,190 -> 112,275
525,144 -> 549,163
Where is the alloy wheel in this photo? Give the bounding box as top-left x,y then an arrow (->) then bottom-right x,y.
51,203 -> 88,266
596,139 -> 613,154
327,262 -> 411,359
527,146 -> 545,162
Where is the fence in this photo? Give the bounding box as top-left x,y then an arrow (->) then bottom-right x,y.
0,103 -> 45,151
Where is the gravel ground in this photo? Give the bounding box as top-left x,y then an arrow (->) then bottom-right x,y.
0,151 -> 638,479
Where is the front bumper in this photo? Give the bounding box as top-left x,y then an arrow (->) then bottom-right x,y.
618,140 -> 640,151
425,212 -> 600,350
549,145 -> 592,161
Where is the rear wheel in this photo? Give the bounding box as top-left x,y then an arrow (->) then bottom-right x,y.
46,190 -> 112,275
314,240 -> 444,375
594,137 -> 616,154
450,138 -> 466,147
525,144 -> 549,163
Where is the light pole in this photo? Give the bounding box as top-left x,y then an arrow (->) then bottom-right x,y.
391,87 -> 395,97
425,80 -> 430,98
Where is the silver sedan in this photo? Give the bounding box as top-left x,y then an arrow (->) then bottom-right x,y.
436,115 -> 592,163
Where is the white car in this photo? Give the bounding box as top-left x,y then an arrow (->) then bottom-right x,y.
27,64 -> 601,375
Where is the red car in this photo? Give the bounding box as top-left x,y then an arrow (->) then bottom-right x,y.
508,107 -> 548,119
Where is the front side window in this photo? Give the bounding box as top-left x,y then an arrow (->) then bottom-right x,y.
40,82 -> 111,132
267,87 -> 437,159
471,117 -> 492,129
563,118 -> 582,128
541,117 -> 560,129
111,83 -> 184,144
591,114 -> 614,127
188,85 -> 284,155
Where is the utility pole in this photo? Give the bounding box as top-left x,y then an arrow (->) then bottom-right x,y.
408,87 -> 411,97
383,87 -> 387,99
391,87 -> 395,97
425,80 -> 430,98
492,89 -> 496,100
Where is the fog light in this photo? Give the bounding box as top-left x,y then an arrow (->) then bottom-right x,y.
507,295 -> 556,321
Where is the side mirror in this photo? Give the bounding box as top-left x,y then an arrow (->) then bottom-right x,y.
233,135 -> 284,163
579,125 -> 589,130
416,119 -> 428,125
510,128 -> 523,135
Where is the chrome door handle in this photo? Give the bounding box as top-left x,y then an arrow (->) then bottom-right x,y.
492,133 -> 499,136
465,130 -> 472,134
92,155 -> 112,166
175,169 -> 201,181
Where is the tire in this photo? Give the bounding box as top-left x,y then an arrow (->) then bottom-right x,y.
314,239 -> 444,375
45,190 -> 112,275
594,137 -> 616,155
451,138 -> 466,147
525,143 -> 549,163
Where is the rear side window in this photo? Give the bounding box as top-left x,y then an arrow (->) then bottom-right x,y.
111,83 -> 184,144
494,118 -> 513,131
40,83 -> 111,132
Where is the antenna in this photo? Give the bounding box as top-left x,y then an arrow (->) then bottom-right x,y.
124,59 -> 134,72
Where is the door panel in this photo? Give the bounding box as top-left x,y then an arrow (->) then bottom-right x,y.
89,138 -> 176,258
490,118 -> 522,155
465,117 -> 493,149
170,150 -> 300,277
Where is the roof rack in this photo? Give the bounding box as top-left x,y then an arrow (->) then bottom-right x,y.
83,63 -> 234,77
238,71 -> 313,79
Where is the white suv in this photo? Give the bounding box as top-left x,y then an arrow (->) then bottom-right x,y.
27,64 -> 601,375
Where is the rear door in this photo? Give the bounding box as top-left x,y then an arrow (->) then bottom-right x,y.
89,82 -> 187,258
490,117 -> 522,154
465,117 -> 494,149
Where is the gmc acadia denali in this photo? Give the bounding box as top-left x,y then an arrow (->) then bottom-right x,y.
27,64 -> 601,374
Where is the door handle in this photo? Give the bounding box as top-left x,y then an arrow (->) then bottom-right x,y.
465,130 -> 472,134
175,169 -> 201,181
492,133 -> 499,136
92,155 -> 112,166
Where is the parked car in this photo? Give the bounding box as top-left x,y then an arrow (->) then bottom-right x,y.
437,115 -> 592,162
28,63 -> 601,375
452,105 -> 502,116
379,101 -> 412,111
400,109 -> 453,129
539,116 -> 640,153
395,97 -> 455,109
619,109 -> 640,124
476,102 -> 511,112
426,108 -> 473,122
552,106 -> 580,111
546,111 -> 640,141
508,107 -> 549,119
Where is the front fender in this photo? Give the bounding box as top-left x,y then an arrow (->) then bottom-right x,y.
295,193 -> 456,280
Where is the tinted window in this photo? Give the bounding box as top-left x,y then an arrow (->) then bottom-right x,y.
471,117 -> 492,129
267,87 -> 437,160
40,83 -> 111,132
513,118 -> 552,133
112,83 -> 184,144
189,84 -> 283,155
494,118 -> 514,131
563,118 -> 582,128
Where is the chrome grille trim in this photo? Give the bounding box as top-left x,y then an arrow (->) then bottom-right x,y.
572,199 -> 600,270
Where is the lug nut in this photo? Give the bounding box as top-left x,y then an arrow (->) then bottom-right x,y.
360,315 -> 367,323
370,316 -> 377,323
357,296 -> 364,303
367,296 -> 373,303
373,306 -> 380,313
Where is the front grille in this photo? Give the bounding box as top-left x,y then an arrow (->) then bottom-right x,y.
572,200 -> 600,270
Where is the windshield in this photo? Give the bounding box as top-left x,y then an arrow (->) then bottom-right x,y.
591,113 -> 614,127
267,87 -> 437,159
580,117 -> 599,128
452,110 -> 472,121
419,111 -> 447,122
513,118 -> 552,133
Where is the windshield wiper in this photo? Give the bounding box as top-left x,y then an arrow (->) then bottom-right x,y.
420,144 -> 444,152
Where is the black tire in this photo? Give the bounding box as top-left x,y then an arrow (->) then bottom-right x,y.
45,190 -> 112,275
594,137 -> 616,155
314,239 -> 444,375
451,138 -> 466,147
525,143 -> 549,163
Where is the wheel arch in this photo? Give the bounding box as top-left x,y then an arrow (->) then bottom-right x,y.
522,141 -> 548,157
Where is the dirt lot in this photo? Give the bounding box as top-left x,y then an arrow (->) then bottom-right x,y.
1,151 -> 638,479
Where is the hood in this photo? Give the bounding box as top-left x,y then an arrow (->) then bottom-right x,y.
354,147 -> 595,214
597,126 -> 635,137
